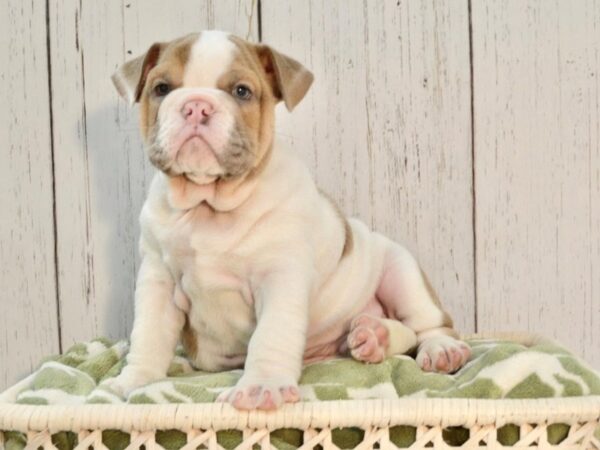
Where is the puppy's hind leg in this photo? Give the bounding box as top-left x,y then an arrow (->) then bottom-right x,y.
343,313 -> 417,363
375,238 -> 471,373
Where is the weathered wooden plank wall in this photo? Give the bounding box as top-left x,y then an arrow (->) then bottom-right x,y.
472,0 -> 600,365
0,1 -> 60,389
1,0 -> 599,391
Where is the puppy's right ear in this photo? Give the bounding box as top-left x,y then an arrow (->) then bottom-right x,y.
112,43 -> 163,105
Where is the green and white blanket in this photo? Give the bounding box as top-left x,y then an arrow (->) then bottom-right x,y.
2,336 -> 599,449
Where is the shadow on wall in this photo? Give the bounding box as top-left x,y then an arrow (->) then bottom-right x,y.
75,98 -> 154,342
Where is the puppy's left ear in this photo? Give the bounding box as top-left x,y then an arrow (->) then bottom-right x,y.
112,43 -> 163,105
256,45 -> 314,111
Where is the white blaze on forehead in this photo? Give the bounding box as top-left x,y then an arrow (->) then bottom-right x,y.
183,30 -> 237,88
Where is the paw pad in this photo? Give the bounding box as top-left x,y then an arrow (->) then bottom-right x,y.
347,314 -> 389,364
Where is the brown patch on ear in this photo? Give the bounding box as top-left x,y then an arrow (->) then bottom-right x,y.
256,45 -> 313,110
133,43 -> 162,102
112,42 -> 163,105
419,268 -> 454,329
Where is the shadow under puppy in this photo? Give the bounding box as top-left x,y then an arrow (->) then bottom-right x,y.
106,30 -> 471,410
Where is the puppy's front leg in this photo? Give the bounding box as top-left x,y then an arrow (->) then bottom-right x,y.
104,247 -> 185,397
217,269 -> 310,410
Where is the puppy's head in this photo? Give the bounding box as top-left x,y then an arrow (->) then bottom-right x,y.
112,31 -> 313,185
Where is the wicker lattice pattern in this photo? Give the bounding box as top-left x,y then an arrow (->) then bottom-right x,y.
1,398 -> 599,449
1,423 -> 599,450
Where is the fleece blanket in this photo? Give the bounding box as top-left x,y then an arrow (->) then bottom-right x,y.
2,336 -> 600,449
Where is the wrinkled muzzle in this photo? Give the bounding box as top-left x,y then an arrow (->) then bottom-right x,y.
147,87 -> 253,184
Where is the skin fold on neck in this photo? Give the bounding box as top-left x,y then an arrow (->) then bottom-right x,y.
166,138 -> 274,212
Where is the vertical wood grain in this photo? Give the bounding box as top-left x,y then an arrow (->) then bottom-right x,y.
49,0 -> 258,347
0,1 -> 59,390
261,0 -> 476,332
472,0 -> 600,367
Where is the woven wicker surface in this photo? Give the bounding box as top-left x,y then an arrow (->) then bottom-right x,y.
1,397 -> 599,432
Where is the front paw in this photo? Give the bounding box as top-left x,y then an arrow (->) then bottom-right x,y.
216,376 -> 300,410
101,367 -> 157,398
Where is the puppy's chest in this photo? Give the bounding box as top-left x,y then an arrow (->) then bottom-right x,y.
154,206 -> 255,328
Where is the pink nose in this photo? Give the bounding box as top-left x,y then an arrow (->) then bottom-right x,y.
181,100 -> 214,124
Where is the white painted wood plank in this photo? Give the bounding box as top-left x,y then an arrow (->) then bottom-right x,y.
49,0 -> 258,346
472,0 -> 600,368
261,0 -> 475,332
0,1 -> 59,390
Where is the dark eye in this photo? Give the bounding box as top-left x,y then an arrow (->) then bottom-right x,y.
154,82 -> 171,97
233,84 -> 252,100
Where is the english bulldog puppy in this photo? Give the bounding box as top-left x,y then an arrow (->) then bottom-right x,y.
107,30 -> 471,410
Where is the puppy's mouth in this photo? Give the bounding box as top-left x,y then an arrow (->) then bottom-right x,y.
147,121 -> 254,185
172,125 -> 217,158
177,134 -> 223,184
147,124 -> 222,183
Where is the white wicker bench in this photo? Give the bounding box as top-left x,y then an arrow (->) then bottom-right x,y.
1,397 -> 599,449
